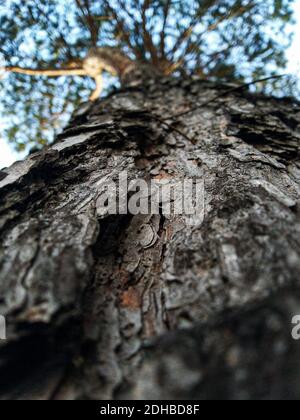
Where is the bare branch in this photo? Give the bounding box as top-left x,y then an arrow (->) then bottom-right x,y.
89,74 -> 103,101
141,0 -> 159,65
3,66 -> 87,77
75,0 -> 98,46
83,0 -> 99,46
160,0 -> 172,58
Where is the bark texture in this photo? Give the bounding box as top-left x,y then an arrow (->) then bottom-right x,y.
0,76 -> 300,400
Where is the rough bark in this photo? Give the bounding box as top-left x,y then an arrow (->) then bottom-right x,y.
0,75 -> 300,400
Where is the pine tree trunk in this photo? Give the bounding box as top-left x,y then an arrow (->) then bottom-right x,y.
0,76 -> 300,400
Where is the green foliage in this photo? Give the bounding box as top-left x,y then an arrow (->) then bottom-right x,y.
0,0 -> 297,151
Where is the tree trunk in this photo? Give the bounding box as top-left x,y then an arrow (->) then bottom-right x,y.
0,76 -> 300,400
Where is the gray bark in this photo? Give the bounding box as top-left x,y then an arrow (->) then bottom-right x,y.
0,76 -> 300,400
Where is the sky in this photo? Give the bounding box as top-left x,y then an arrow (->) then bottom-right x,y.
286,2 -> 300,75
1,2 -> 300,170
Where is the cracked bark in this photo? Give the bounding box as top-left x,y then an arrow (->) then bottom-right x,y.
0,75 -> 300,400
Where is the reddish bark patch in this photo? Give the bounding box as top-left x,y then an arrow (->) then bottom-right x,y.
120,288 -> 141,309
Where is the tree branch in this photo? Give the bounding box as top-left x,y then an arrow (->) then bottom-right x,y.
89,74 -> 103,101
3,66 -> 87,77
75,0 -> 98,47
141,0 -> 159,65
83,0 -> 99,46
160,0 -> 172,58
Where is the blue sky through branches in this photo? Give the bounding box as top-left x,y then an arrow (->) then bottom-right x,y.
0,0 -> 299,169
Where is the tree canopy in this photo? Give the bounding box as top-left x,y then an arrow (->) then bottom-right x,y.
0,0 -> 297,151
